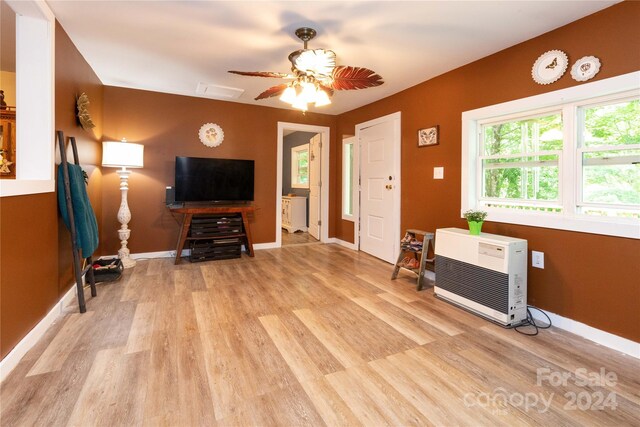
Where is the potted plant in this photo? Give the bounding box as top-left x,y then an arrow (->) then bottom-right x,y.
463,209 -> 488,235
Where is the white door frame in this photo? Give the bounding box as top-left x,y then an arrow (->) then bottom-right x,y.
276,122 -> 330,248
354,112 -> 401,262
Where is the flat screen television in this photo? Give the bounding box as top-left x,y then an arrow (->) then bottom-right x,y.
175,156 -> 254,203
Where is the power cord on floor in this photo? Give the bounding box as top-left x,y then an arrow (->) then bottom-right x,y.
509,305 -> 552,336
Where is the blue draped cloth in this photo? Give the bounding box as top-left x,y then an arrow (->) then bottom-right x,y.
57,164 -> 99,258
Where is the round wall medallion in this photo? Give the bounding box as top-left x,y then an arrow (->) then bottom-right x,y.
571,56 -> 601,82
199,123 -> 224,147
532,50 -> 568,85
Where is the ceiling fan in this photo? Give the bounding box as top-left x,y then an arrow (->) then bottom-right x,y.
229,27 -> 383,111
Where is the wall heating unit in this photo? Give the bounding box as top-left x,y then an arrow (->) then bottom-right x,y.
434,227 -> 527,327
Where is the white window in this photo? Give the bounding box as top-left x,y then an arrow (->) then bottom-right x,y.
577,97 -> 640,218
480,110 -> 563,212
462,72 -> 640,239
342,137 -> 356,221
291,144 -> 309,188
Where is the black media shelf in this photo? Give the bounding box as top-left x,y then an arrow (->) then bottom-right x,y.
187,214 -> 244,262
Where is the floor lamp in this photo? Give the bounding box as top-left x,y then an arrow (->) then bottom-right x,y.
102,139 -> 144,268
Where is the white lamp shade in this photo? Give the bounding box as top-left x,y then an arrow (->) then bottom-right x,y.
102,141 -> 144,168
314,89 -> 331,107
280,86 -> 297,104
292,98 -> 308,111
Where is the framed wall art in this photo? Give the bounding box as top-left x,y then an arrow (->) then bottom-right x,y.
418,125 -> 439,147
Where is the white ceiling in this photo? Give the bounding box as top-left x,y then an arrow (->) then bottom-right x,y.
47,0 -> 618,115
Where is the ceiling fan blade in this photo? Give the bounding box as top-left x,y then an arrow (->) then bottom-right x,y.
330,66 -> 384,90
228,71 -> 293,79
318,84 -> 334,97
255,84 -> 289,100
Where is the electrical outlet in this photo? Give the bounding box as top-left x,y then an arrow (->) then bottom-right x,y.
433,167 -> 444,179
532,250 -> 545,269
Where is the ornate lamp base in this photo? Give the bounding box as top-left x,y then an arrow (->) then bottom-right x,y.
116,168 -> 136,269
117,228 -> 136,268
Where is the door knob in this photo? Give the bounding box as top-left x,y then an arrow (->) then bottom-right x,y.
385,184 -> 392,190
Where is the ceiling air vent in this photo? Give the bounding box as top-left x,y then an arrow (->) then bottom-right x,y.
195,82 -> 244,99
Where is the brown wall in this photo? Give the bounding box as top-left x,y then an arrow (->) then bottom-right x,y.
0,23 -> 103,359
335,2 -> 640,342
55,22 -> 104,289
101,87 -> 336,254
0,193 -> 58,358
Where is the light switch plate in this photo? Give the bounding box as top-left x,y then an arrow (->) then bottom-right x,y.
433,167 -> 444,179
532,250 -> 545,268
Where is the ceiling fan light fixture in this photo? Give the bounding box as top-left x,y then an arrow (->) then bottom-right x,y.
294,49 -> 336,77
314,89 -> 331,107
300,81 -> 318,104
229,27 -> 382,111
291,97 -> 308,111
280,85 -> 297,104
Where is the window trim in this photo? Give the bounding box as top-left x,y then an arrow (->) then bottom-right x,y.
291,144 -> 309,189
462,71 -> 640,239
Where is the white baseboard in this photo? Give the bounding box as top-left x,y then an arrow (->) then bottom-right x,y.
106,245 -> 278,261
529,308 -> 639,359
254,242 -> 278,250
0,285 -> 77,383
131,250 -> 178,259
119,238 -> 337,260
326,237 -> 358,250
127,245 -> 276,259
105,244 -> 279,262
102,250 -> 190,260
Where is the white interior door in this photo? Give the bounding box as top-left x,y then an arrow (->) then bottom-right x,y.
308,134 -> 321,240
359,119 -> 397,263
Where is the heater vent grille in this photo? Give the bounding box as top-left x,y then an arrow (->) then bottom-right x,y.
435,255 -> 509,314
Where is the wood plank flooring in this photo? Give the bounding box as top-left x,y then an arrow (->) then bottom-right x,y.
281,230 -> 319,246
1,244 -> 639,426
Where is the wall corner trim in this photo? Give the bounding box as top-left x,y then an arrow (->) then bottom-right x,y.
0,284 -> 77,383
530,309 -> 640,359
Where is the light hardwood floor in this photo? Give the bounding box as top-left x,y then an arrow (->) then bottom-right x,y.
281,230 -> 319,246
1,244 -> 638,426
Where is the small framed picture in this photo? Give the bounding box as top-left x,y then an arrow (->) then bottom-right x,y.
418,126 -> 439,147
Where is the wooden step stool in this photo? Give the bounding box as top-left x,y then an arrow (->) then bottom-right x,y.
391,229 -> 435,291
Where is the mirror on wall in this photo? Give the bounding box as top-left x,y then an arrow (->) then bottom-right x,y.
0,0 -> 17,179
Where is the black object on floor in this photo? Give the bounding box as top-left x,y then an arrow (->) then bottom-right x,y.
92,258 -> 124,282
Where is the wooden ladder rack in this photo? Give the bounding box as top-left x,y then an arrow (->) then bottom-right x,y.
57,130 -> 97,313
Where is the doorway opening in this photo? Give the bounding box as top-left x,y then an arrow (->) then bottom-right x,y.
276,122 -> 330,248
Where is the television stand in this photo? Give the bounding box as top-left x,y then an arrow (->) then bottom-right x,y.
169,204 -> 255,264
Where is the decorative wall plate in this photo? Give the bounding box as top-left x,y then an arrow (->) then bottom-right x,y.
76,92 -> 95,131
198,123 -> 224,147
532,50 -> 568,85
571,56 -> 601,82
